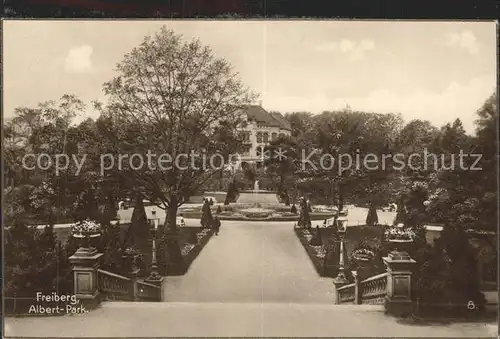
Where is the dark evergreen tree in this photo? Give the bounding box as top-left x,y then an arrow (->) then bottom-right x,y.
125,194 -> 149,250
309,226 -> 323,246
365,204 -> 379,226
200,200 -> 214,229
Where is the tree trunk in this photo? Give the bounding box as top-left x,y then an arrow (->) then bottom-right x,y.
218,167 -> 224,191
338,185 -> 344,212
164,195 -> 184,272
278,175 -> 284,194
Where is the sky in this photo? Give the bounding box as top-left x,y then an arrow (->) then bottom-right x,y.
3,20 -> 497,134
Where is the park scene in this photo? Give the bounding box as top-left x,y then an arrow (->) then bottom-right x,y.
3,21 -> 497,337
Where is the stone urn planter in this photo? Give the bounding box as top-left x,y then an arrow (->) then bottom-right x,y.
386,239 -> 414,260
384,225 -> 416,259
351,248 -> 375,278
71,219 -> 102,255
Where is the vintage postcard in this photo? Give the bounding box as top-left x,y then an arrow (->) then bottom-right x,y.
3,20 -> 498,337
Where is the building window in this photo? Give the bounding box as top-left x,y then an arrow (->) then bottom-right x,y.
263,132 -> 269,143
239,131 -> 250,141
242,145 -> 251,155
256,146 -> 262,156
256,132 -> 263,143
271,132 -> 277,141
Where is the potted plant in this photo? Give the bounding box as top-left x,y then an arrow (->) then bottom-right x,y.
351,248 -> 375,262
122,246 -> 141,274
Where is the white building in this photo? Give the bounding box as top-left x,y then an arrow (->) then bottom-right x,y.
235,105 -> 292,165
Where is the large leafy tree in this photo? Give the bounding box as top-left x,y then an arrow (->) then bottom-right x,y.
4,95 -> 86,225
426,94 -> 497,231
352,113 -> 403,223
96,27 -> 254,264
303,110 -> 379,210
264,134 -> 300,198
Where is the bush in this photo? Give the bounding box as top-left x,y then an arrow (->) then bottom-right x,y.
290,204 -> 297,214
99,221 -> 125,274
4,223 -> 73,314
216,205 -> 222,214
187,230 -> 198,244
414,224 -> 486,316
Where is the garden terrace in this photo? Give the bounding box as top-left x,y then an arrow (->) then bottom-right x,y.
42,223 -> 214,277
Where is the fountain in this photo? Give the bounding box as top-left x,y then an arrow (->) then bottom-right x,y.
237,180 -> 279,204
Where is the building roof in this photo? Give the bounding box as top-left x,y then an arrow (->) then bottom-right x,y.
270,112 -> 292,131
240,105 -> 291,131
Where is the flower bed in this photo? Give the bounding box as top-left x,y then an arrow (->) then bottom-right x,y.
294,228 -> 330,276
181,244 -> 196,256
384,226 -> 416,242
311,245 -> 326,259
177,228 -> 214,275
351,248 -> 375,261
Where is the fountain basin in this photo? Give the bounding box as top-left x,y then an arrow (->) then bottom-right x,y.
237,190 -> 279,204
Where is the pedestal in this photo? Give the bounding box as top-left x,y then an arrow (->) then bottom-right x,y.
129,268 -> 140,301
333,270 -> 349,304
383,252 -> 416,317
68,247 -> 103,309
144,274 -> 165,301
333,272 -> 349,286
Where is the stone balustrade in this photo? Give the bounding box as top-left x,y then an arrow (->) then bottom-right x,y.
360,272 -> 389,304
335,272 -> 388,305
71,247 -> 164,306
97,269 -> 133,301
336,283 -> 356,304
335,251 -> 415,317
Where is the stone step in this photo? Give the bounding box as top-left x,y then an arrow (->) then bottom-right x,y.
6,301 -> 495,337
103,300 -> 384,310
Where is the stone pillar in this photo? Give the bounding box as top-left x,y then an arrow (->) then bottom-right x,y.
382,251 -> 416,317
352,271 -> 362,305
68,247 -> 103,309
129,268 -> 140,301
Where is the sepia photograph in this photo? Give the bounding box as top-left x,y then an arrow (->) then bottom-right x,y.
2,20 -> 498,337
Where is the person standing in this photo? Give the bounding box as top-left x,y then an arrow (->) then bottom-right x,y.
213,216 -> 221,235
